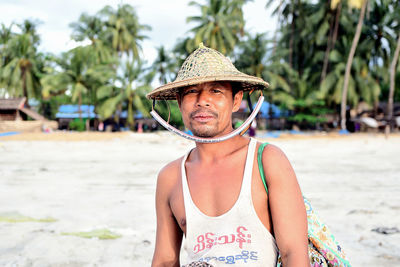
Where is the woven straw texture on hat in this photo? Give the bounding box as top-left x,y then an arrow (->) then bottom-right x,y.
146,43 -> 269,100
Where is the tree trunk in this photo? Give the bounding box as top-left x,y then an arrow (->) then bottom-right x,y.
86,89 -> 91,131
321,2 -> 342,83
321,10 -> 335,83
289,0 -> 296,68
114,104 -> 121,130
340,0 -> 368,130
332,2 -> 341,47
21,68 -> 27,98
388,34 -> 400,126
21,67 -> 30,108
85,110 -> 90,131
127,95 -> 135,129
268,94 -> 273,131
78,93 -> 82,122
272,0 -> 284,57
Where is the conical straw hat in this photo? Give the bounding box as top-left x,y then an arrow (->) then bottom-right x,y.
147,43 -> 269,100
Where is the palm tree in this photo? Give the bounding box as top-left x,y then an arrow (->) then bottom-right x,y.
267,0 -> 303,69
186,0 -> 248,55
99,4 -> 151,59
0,20 -> 42,102
70,13 -> 103,43
0,23 -> 14,96
41,45 -> 115,124
382,0 -> 400,129
265,62 -> 330,129
362,0 -> 392,72
235,33 -> 279,127
269,0 -> 325,78
0,23 -> 14,63
235,33 -> 269,78
266,0 -> 286,57
68,4 -> 151,130
340,0 -> 368,131
321,0 -> 342,82
172,37 -> 192,67
151,46 -> 178,84
97,59 -> 150,128
69,12 -> 113,63
320,50 -> 380,109
264,1 -> 338,128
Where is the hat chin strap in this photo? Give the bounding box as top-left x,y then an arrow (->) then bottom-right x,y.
150,96 -> 264,143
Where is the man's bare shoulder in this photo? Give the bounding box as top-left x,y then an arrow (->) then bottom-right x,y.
156,156 -> 184,191
257,141 -> 299,190
159,156 -> 183,177
257,141 -> 294,176
260,143 -> 288,163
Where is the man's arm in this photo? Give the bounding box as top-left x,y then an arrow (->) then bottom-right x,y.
152,163 -> 183,267
262,145 -> 309,267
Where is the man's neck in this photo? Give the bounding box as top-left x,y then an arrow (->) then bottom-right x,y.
192,135 -> 250,164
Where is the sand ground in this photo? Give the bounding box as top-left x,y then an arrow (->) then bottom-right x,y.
0,131 -> 399,266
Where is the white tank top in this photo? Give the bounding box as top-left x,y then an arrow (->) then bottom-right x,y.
181,138 -> 278,266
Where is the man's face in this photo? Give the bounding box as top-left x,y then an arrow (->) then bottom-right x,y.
177,82 -> 243,138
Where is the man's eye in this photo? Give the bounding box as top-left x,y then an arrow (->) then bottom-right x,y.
183,89 -> 197,95
212,89 -> 222,93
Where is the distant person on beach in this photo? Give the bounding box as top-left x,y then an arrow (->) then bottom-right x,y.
147,44 -> 308,267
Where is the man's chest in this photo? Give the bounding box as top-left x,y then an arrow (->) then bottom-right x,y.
168,162 -> 242,233
188,161 -> 246,211
168,159 -> 271,235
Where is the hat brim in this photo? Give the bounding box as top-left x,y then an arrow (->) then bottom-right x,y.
146,75 -> 269,100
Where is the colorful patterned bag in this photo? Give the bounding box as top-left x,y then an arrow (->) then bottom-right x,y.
258,143 -> 351,267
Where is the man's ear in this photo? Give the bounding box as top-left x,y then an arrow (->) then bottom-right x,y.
232,90 -> 243,112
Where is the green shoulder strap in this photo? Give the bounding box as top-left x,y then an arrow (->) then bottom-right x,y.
257,142 -> 269,194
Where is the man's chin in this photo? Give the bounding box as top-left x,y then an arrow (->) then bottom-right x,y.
191,128 -> 230,138
191,128 -> 218,138
191,131 -> 216,138
189,124 -> 233,139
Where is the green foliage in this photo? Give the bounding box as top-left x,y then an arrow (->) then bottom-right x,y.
262,0 -> 400,129
96,60 -> 151,128
288,99 -> 332,125
151,46 -> 179,84
235,33 -> 269,78
65,4 -> 152,128
155,100 -> 184,128
39,94 -> 71,120
69,119 -> 86,131
41,44 -> 116,125
0,20 -> 44,100
98,4 -> 151,59
186,0 -> 248,55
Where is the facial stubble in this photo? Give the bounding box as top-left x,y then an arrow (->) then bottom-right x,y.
188,109 -> 233,138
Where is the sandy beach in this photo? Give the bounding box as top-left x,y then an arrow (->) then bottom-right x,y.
0,131 -> 399,266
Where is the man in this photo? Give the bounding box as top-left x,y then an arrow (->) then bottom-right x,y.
148,44 -> 308,267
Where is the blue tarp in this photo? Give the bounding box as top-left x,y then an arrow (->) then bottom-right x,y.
255,102 -> 288,118
56,105 -> 144,120
56,105 -> 97,119
113,111 -> 143,119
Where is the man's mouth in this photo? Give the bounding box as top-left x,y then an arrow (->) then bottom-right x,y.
190,110 -> 217,123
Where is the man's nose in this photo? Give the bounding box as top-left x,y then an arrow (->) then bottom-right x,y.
196,90 -> 210,107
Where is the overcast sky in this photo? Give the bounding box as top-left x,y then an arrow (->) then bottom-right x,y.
1,0 -> 277,63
